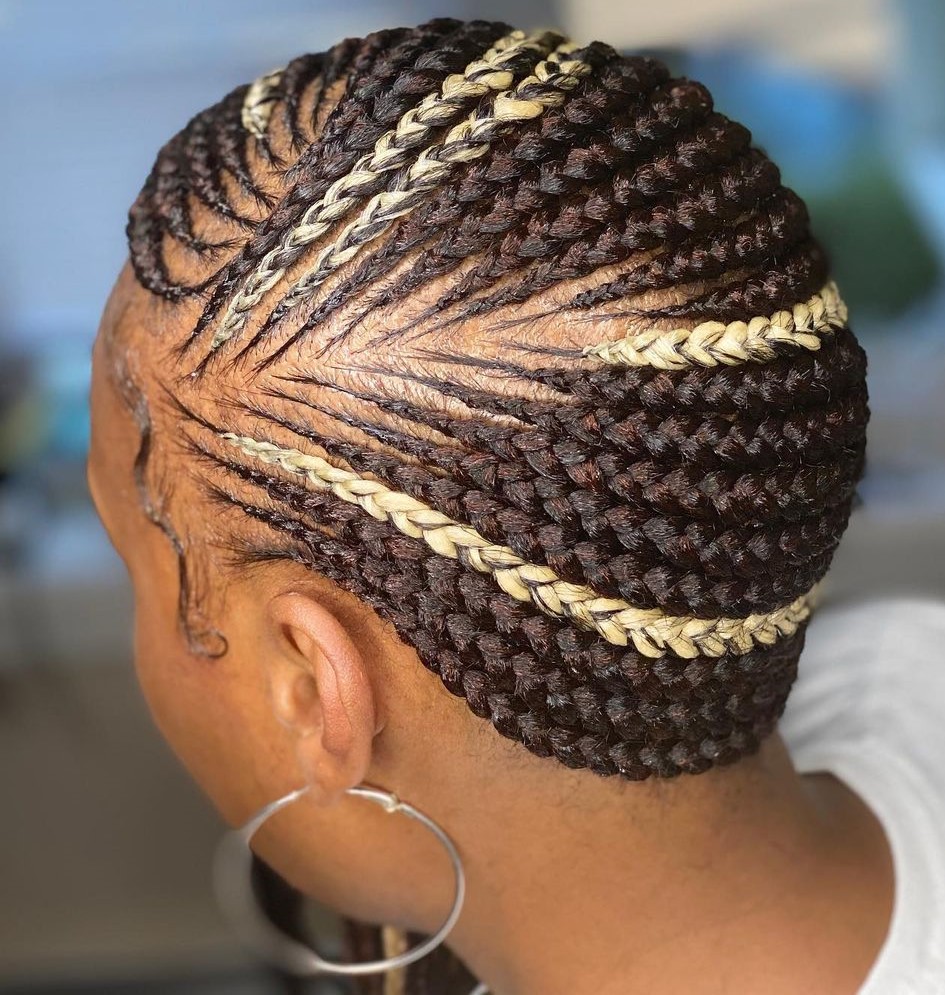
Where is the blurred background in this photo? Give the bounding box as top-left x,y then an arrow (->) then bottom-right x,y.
1,0 -> 943,992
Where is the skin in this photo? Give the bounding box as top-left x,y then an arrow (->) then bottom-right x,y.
88,264 -> 895,995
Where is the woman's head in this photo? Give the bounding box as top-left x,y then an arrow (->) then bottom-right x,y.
88,16 -> 867,940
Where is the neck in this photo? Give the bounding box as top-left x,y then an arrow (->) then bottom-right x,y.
442,735 -> 893,995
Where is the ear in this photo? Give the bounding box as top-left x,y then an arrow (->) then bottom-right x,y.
265,592 -> 378,805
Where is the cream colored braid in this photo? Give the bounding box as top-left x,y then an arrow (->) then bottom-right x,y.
582,281 -> 848,369
221,432 -> 813,659
241,67 -> 286,140
212,29 -> 565,351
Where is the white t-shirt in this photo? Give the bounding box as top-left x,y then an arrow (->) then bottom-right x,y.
781,597 -> 945,994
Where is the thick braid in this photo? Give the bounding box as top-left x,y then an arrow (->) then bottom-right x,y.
385,146 -> 784,340
258,32 -> 606,332
582,281 -> 847,369
252,385 -> 860,550
582,190 -> 814,303
564,188 -> 811,313
320,104 -> 748,350
467,326 -> 867,416
220,431 -> 814,658
245,392 -> 862,524
271,360 -> 863,525
275,360 -> 867,473
236,504 -> 798,778
262,378 -> 859,576
265,367 -> 867,508
299,130 -> 797,361
250,382 -> 864,548
633,244 -> 831,324
235,399 -> 850,617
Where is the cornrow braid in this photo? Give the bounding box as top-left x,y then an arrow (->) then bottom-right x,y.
180,18 -> 490,351
219,431 -> 814,658
239,375 -> 862,614
583,281 -> 847,368
274,53 -> 325,156
211,28 -> 566,350
242,67 -> 285,143
213,38 -> 609,366
124,16 -> 870,819
243,55 -> 681,357
374,144 -> 786,343
229,398 -> 852,619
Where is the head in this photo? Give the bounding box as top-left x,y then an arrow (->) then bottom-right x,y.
88,16 -> 868,983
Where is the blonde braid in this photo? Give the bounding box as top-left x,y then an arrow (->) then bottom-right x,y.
211,29 -> 563,351
582,281 -> 848,370
221,432 -> 813,659
241,67 -> 285,140
234,41 -> 593,350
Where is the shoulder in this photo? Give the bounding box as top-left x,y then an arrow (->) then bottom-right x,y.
798,595 -> 945,673
782,595 -> 945,788
781,597 -> 945,994
782,596 -> 945,750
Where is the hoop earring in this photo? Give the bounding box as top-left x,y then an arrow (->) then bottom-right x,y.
213,781 -> 488,993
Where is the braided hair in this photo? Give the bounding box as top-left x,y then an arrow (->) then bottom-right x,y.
123,18 -> 868,993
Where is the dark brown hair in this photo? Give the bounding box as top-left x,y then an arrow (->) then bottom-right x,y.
122,18 -> 868,992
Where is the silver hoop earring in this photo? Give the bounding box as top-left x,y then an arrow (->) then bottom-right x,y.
213,781 -> 488,993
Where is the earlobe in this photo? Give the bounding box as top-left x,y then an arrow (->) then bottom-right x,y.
265,592 -> 378,803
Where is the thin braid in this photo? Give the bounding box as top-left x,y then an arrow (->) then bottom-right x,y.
210,29 -> 565,350
236,42 -> 611,370
183,100 -> 259,229
242,67 -> 284,142
215,86 -> 274,210
179,20 -> 473,352
238,56 -> 677,358
277,53 -> 326,155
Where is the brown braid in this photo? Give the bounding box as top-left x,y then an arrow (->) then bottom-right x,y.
121,19 -> 869,993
